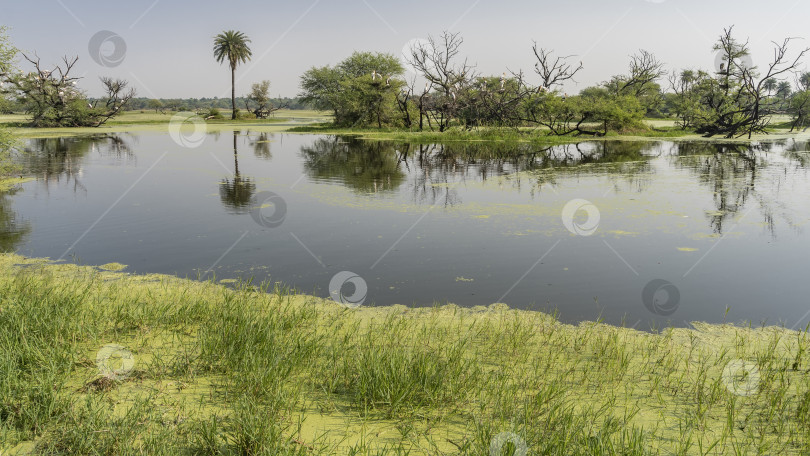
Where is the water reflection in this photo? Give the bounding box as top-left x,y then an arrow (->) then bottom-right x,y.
250,132 -> 273,159
0,185 -> 30,252
668,141 -> 809,236
300,137 -> 406,193
22,135 -> 134,192
299,138 -> 659,204
219,131 -> 256,213
7,132 -> 810,326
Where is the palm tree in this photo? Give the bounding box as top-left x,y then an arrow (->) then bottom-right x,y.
213,30 -> 252,120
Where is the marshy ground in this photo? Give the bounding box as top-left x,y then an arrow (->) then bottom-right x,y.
2,253 -> 810,455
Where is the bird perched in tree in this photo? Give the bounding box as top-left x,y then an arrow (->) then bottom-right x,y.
386,76 -> 391,87
720,62 -> 726,71
451,91 -> 456,101
424,82 -> 429,94
500,72 -> 506,90
371,70 -> 378,80
562,93 -> 568,102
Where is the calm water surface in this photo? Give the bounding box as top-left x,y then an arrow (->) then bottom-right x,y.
2,131 -> 809,328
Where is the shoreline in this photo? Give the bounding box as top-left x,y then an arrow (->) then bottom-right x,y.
4,111 -> 809,144
1,252 -> 808,454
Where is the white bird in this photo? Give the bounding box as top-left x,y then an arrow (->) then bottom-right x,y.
562,93 -> 568,102
500,72 -> 506,90
72,81 -> 77,85
424,82 -> 429,93
371,70 -> 378,80
386,76 -> 391,86
88,103 -> 93,108
451,91 -> 456,101
720,63 -> 726,71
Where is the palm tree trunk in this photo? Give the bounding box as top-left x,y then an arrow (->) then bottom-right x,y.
233,132 -> 239,176
231,66 -> 236,120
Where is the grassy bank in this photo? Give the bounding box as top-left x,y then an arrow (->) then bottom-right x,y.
3,112 -> 807,144
0,110 -> 332,138
1,253 -> 810,455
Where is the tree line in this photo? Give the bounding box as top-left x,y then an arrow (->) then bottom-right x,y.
299,27 -> 810,138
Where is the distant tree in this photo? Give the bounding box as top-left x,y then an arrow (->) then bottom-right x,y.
763,78 -> 778,95
299,65 -> 343,115
213,30 -> 252,120
147,98 -> 163,113
604,49 -> 665,115
3,54 -> 134,127
245,80 -> 284,118
800,72 -> 810,91
776,80 -> 792,101
407,31 -> 475,131
688,26 -> 808,138
299,52 -> 404,127
667,69 -> 711,128
531,43 -> 583,91
0,26 -> 17,171
788,89 -> 810,131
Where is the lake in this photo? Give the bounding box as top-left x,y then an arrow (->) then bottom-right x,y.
3,131 -> 809,329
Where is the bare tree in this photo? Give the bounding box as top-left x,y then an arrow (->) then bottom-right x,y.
531,43 -> 583,91
613,49 -> 665,97
93,77 -> 135,126
407,31 -> 475,131
4,53 -> 133,127
740,36 -> 809,137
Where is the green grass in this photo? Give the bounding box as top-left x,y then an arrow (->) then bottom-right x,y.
0,110 -> 333,138
4,111 -> 805,144
2,253 -> 810,454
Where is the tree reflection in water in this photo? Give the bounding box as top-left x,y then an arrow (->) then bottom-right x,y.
219,131 -> 256,213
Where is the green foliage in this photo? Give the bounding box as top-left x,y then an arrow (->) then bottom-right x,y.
788,90 -> 810,130
3,52 -> 134,128
0,27 -> 18,172
523,89 -> 646,136
299,52 -> 404,127
206,107 -> 223,119
246,79 -> 272,115
146,98 -> 163,112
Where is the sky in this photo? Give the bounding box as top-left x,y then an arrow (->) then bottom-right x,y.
2,0 -> 809,98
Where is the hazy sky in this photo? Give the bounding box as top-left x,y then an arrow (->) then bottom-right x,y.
2,0 -> 809,98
